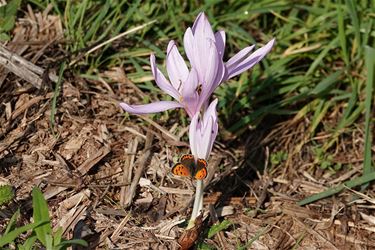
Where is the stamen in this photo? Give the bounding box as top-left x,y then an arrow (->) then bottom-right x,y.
177,80 -> 183,92
196,84 -> 202,95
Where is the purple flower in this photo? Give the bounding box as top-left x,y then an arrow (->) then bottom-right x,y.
120,12 -> 274,117
189,99 -> 218,160
120,40 -> 201,118
183,12 -> 275,106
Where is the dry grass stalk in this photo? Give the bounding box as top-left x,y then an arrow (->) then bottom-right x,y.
110,212 -> 132,242
123,130 -> 154,207
60,203 -> 88,236
60,189 -> 91,210
120,137 -> 139,206
293,217 -> 338,250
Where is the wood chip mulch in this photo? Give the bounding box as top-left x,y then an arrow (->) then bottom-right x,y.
1,7 -> 375,250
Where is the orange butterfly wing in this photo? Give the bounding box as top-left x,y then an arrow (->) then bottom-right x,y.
194,159 -> 208,180
180,154 -> 194,165
172,163 -> 191,177
172,154 -> 208,179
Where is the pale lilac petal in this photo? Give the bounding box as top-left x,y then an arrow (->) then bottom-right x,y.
166,41 -> 189,91
189,113 -> 199,157
225,45 -> 255,71
226,39 -> 275,80
214,31 -> 226,58
150,54 -> 180,100
203,99 -> 218,159
210,119 -> 218,157
182,68 -> 199,117
198,43 -> 223,108
189,99 -> 218,159
213,59 -> 225,88
193,12 -> 215,40
197,116 -> 216,160
203,40 -> 220,86
182,68 -> 199,97
120,101 -> 183,114
192,12 -> 215,40
189,13 -> 216,81
200,117 -> 214,159
208,115 -> 218,153
203,99 -> 218,125
209,54 -> 225,93
189,36 -> 204,81
183,28 -> 195,64
192,12 -> 205,32
211,119 -> 218,149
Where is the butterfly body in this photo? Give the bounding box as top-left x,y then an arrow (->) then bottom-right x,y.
172,154 -> 208,180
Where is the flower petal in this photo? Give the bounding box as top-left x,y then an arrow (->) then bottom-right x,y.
225,45 -> 255,73
203,99 -> 218,125
202,99 -> 218,159
192,12 -> 215,40
192,12 -> 204,32
119,101 -> 183,114
183,27 -> 195,64
187,12 -> 217,82
200,116 -> 214,159
198,43 -> 224,108
192,39 -> 219,89
189,99 -> 219,160
182,68 -> 199,117
166,40 -> 189,91
150,54 -> 180,100
214,31 -> 226,59
189,112 -> 199,157
225,39 -> 275,80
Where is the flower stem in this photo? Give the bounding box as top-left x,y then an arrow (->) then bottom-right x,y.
187,179 -> 204,229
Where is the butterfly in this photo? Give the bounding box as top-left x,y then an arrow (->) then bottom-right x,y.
171,154 -> 208,180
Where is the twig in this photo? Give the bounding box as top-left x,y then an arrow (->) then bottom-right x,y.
0,44 -> 58,88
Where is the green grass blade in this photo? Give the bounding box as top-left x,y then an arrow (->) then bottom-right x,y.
309,99 -> 332,136
237,226 -> 270,250
337,0 -> 349,66
50,62 -> 66,137
4,209 -> 20,235
32,187 -> 52,246
361,19 -> 373,50
345,0 -> 361,57
83,1 -> 110,42
310,70 -> 342,96
53,227 -> 63,246
323,80 -> 359,150
55,239 -> 88,248
207,220 -> 231,239
298,171 -> 375,206
363,46 -> 375,175
0,221 -> 46,247
45,234 -> 53,249
306,37 -> 339,76
19,235 -> 37,250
